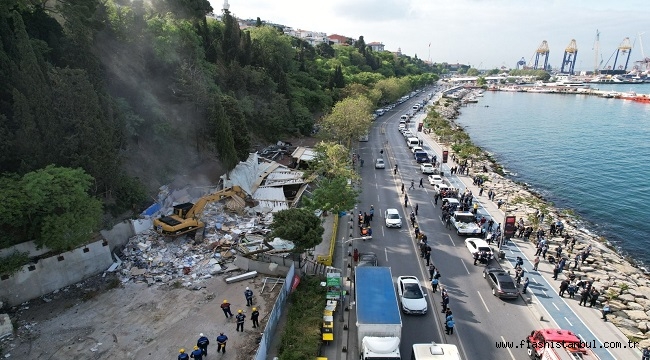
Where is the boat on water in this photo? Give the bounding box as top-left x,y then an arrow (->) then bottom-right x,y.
632,94 -> 650,103
590,75 -> 645,84
500,85 -> 523,92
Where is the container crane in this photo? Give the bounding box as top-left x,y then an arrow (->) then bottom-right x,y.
635,32 -> 650,71
533,40 -> 550,70
592,30 -> 602,73
560,39 -> 578,74
516,57 -> 527,69
602,37 -> 633,75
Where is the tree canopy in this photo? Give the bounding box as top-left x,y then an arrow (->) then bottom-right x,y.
269,208 -> 324,254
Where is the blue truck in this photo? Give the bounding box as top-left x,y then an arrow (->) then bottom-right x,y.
355,266 -> 402,359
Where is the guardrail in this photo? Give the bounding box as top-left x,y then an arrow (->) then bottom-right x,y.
317,215 -> 339,266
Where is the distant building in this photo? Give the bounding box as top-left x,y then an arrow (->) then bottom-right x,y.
283,28 -> 328,46
328,34 -> 351,45
367,42 -> 385,52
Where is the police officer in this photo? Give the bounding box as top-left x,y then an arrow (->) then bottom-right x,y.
216,333 -> 228,354
251,307 -> 260,328
235,309 -> 246,332
190,345 -> 203,360
178,348 -> 190,360
197,333 -> 209,356
245,287 -> 254,306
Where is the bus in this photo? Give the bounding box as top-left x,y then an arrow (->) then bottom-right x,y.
411,343 -> 461,360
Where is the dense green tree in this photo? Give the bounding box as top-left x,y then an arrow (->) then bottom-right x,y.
304,176 -> 359,214
269,208 -> 324,254
320,96 -> 373,145
307,141 -> 357,181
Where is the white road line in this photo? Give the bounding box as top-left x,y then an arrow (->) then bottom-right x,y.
477,291 -> 490,312
565,317 -> 573,326
552,303 -> 560,311
461,259 -> 470,275
447,234 -> 456,247
533,278 -> 539,284
501,335 -> 517,360
542,290 -> 548,297
385,248 -> 389,262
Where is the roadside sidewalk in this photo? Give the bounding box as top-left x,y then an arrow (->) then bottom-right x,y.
415,115 -> 642,359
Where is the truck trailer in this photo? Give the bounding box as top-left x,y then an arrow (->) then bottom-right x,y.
355,266 -> 402,360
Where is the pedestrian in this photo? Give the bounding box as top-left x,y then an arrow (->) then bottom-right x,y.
419,178 -> 424,188
541,244 -> 549,259
552,263 -> 560,280
221,299 -> 233,318
178,349 -> 190,360
414,225 -> 420,237
568,282 -> 577,298
360,158 -> 364,167
428,264 -> 436,281
533,256 -> 540,271
401,183 -> 405,194
353,248 -> 359,263
445,317 -> 455,335
409,179 -> 415,190
473,251 -> 479,266
394,164 -> 398,174
522,277 -> 530,294
410,211 -> 416,227
601,301 -> 611,321
589,288 -> 600,307
216,332 -> 228,354
573,253 -> 580,270
424,247 -> 431,266
559,280 -> 569,297
431,277 -> 439,292
404,194 -> 409,207
579,288 -> 590,306
190,345 -> 203,360
415,203 -> 419,216
244,286 -> 254,306
479,186 -> 484,196
197,333 -> 210,357
369,205 -> 374,221
251,307 -> 260,328
642,346 -> 650,360
235,310 -> 246,332
441,293 -> 449,313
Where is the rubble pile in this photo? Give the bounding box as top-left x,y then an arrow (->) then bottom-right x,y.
119,201 -> 293,287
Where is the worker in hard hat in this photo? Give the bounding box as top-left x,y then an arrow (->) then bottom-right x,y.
190,345 -> 203,360
251,307 -> 260,328
178,348 -> 189,360
197,333 -> 209,356
235,309 -> 246,332
216,332 -> 228,353
244,286 -> 254,306
220,299 -> 233,318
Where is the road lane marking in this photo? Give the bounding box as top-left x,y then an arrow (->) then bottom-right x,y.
477,291 -> 490,312
542,290 -> 548,297
552,303 -> 560,311
447,234 -> 455,247
501,335 -> 517,360
565,317 -> 573,326
533,278 -> 539,284
385,248 -> 389,262
461,259 -> 470,275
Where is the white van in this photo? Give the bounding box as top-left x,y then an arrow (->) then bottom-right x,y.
400,114 -> 409,122
412,104 -> 421,112
407,137 -> 420,149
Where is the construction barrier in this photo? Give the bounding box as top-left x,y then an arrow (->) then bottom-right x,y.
317,215 -> 339,266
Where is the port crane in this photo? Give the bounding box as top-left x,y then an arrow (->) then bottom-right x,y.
515,57 -> 527,69
634,32 -> 650,71
601,37 -> 633,74
533,40 -> 550,70
560,39 -> 578,74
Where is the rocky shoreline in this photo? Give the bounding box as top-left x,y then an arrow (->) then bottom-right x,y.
432,96 -> 650,347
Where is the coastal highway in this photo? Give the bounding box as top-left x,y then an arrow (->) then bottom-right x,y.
350,89 -> 541,360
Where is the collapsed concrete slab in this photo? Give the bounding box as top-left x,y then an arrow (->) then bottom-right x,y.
0,313 -> 13,339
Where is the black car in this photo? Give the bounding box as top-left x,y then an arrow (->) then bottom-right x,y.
357,252 -> 378,267
482,267 -> 519,299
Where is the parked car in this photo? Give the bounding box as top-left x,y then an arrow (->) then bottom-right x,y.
451,211 -> 482,236
357,252 -> 378,267
420,163 -> 435,174
442,198 -> 460,211
414,151 -> 430,163
384,208 -> 402,228
428,174 -> 443,185
411,146 -> 424,154
483,267 -> 519,299
396,276 -> 428,315
375,158 -> 385,169
465,238 -> 494,260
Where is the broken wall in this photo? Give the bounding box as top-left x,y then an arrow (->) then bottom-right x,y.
234,256 -> 290,277
100,220 -> 136,251
0,239 -> 113,306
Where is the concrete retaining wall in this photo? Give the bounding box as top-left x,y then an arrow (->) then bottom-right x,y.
100,220 -> 135,251
233,256 -> 290,277
0,241 -> 51,258
0,239 -> 113,306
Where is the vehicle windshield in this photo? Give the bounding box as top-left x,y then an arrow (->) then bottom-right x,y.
403,283 -> 423,299
387,213 -> 400,219
478,247 -> 491,253
376,159 -> 384,164
499,280 -> 516,290
455,214 -> 475,223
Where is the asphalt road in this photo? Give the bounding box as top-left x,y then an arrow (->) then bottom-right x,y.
350,88 -> 542,360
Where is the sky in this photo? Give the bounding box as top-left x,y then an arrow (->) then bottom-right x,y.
208,0 -> 650,72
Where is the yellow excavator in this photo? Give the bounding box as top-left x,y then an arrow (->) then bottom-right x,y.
153,186 -> 249,236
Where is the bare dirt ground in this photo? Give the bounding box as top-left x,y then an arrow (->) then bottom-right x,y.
1,271 -> 280,359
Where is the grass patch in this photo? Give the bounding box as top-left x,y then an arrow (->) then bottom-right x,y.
278,275 -> 327,360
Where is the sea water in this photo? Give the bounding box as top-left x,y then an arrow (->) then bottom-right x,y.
454,84 -> 650,266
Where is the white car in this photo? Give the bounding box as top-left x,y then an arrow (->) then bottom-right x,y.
397,276 -> 428,315
384,208 -> 402,228
442,198 -> 460,211
411,146 -> 424,154
402,130 -> 413,139
465,238 -> 494,259
428,174 -> 443,185
451,211 -> 483,236
420,163 -> 435,174
398,123 -> 406,131
375,158 -> 385,169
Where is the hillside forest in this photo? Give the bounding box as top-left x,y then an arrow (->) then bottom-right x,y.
0,0 -> 438,254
